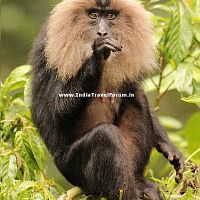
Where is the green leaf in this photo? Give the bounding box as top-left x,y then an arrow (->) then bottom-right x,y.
42,188 -> 57,200
25,128 -> 47,171
0,65 -> 31,100
159,115 -> 183,129
195,0 -> 200,14
193,66 -> 200,82
181,94 -> 200,104
16,181 -> 35,194
30,193 -> 45,200
0,80 -> 28,100
14,131 -> 39,178
184,112 -> 200,157
4,98 -> 27,122
0,155 -> 17,184
175,63 -> 193,92
4,65 -> 32,85
150,4 -> 171,12
193,24 -> 200,43
24,78 -> 32,107
164,1 -> 193,63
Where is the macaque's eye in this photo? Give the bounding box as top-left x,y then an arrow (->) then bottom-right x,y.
107,13 -> 116,20
89,12 -> 99,19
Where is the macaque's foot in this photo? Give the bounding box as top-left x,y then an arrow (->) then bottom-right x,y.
156,142 -> 185,183
140,180 -> 163,200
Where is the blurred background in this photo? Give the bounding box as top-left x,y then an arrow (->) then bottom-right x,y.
1,0 -> 199,191
1,0 -> 60,80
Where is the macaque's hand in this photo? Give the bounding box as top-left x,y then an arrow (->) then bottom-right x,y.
93,37 -> 122,60
156,142 -> 184,183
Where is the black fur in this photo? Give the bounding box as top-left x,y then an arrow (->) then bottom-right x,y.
30,23 -> 183,200
96,0 -> 111,8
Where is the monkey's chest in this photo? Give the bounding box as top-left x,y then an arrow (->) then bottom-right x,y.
74,76 -> 122,136
74,96 -> 120,137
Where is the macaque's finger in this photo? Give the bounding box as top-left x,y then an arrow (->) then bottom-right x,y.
167,152 -> 174,162
168,153 -> 184,183
104,49 -> 111,60
158,143 -> 184,183
175,157 -> 184,183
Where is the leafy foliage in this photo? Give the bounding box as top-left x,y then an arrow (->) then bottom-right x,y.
144,0 -> 200,105
1,0 -> 200,200
0,66 -> 63,200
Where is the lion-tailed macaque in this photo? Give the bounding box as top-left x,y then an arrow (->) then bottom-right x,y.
30,0 -> 184,199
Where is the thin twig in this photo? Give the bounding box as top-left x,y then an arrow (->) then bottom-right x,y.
162,70 -> 174,79
160,80 -> 175,98
154,51 -> 166,112
150,77 -> 158,89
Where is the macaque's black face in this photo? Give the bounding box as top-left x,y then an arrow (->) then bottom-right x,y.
87,8 -> 118,38
86,0 -> 119,40
85,0 -> 121,60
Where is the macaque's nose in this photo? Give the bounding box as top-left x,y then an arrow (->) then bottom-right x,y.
97,30 -> 107,37
97,19 -> 108,37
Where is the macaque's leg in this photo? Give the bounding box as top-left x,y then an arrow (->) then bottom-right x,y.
56,123 -> 141,200
117,89 -> 162,200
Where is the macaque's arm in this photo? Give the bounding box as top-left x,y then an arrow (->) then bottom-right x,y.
151,110 -> 185,183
